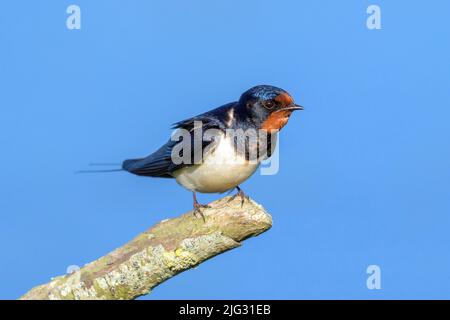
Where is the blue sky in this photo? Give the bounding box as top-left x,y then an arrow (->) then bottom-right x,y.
1,0 -> 450,299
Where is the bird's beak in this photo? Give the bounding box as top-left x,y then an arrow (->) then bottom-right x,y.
284,104 -> 304,111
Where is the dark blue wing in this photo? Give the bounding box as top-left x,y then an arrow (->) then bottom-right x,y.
122,103 -> 234,178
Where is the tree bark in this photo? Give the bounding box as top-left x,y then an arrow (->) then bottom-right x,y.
20,196 -> 272,300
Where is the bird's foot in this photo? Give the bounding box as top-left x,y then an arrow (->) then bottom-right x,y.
193,201 -> 211,222
192,192 -> 209,222
193,203 -> 210,222
228,186 -> 249,207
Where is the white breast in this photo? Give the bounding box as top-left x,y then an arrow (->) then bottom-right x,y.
172,135 -> 260,193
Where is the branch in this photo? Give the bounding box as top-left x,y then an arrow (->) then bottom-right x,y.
20,196 -> 272,300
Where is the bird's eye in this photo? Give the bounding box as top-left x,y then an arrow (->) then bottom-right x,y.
264,101 -> 275,109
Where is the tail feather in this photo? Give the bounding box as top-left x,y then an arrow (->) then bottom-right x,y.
89,162 -> 122,166
75,162 -> 123,174
121,155 -> 173,178
75,168 -> 123,174
122,159 -> 139,172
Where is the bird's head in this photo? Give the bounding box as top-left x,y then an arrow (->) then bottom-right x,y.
238,85 -> 303,131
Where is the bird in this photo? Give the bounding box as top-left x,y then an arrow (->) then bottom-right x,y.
87,85 -> 303,220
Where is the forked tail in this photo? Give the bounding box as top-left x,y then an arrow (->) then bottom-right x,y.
75,162 -> 124,174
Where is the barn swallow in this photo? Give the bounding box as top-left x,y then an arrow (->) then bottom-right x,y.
120,85 -> 303,220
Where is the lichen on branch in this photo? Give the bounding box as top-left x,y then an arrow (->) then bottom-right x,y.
20,196 -> 272,300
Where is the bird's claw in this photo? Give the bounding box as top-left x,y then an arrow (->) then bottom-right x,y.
228,187 -> 249,207
193,203 -> 210,222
